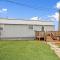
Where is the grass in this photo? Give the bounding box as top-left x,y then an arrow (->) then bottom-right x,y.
0,40 -> 60,60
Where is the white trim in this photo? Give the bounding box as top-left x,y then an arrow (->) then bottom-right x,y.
0,18 -> 54,26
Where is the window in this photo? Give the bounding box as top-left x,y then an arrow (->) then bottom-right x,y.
0,24 -> 3,31
0,27 -> 3,36
29,25 -> 33,29
0,27 -> 3,30
41,26 -> 44,31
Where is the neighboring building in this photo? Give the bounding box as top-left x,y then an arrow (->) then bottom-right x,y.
0,18 -> 55,40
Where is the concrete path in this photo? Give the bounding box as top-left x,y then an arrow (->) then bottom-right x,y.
47,42 -> 60,58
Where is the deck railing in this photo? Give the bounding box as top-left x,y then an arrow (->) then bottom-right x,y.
35,31 -> 60,41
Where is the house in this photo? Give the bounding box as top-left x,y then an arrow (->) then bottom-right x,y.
0,18 -> 55,40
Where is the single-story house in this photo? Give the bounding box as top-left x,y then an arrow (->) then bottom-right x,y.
0,18 -> 55,40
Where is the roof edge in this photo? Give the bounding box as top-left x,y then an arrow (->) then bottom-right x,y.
0,18 -> 54,22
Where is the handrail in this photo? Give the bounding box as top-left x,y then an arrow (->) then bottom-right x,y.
50,33 -> 57,40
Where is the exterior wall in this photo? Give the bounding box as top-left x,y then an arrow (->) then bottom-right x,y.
44,25 -> 55,31
33,25 -> 42,31
1,24 -> 35,38
33,25 -> 54,31
0,24 -> 55,40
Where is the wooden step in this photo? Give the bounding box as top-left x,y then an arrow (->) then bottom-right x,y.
46,36 -> 53,41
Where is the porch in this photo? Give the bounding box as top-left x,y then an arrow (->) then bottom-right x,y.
35,31 -> 60,42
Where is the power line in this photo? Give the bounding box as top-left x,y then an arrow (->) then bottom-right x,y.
1,0 -> 55,11
0,0 -> 55,12
2,0 -> 41,10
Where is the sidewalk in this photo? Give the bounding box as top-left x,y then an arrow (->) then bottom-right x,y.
47,42 -> 60,58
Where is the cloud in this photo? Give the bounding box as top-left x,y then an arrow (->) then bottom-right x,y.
48,1 -> 60,21
30,16 -> 39,20
30,16 -> 42,20
0,8 -> 7,13
56,1 -> 60,9
48,12 -> 59,21
2,8 -> 7,12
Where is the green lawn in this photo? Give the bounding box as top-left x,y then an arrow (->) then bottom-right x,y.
0,41 -> 60,60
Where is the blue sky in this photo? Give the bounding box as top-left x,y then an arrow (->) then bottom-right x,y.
0,0 -> 60,30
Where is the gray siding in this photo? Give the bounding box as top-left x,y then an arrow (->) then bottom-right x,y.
0,24 -> 55,39
33,25 -> 42,31
44,26 -> 55,31
1,24 -> 35,38
33,25 -> 54,31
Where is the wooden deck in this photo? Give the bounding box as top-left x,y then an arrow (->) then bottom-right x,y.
35,31 -> 60,42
